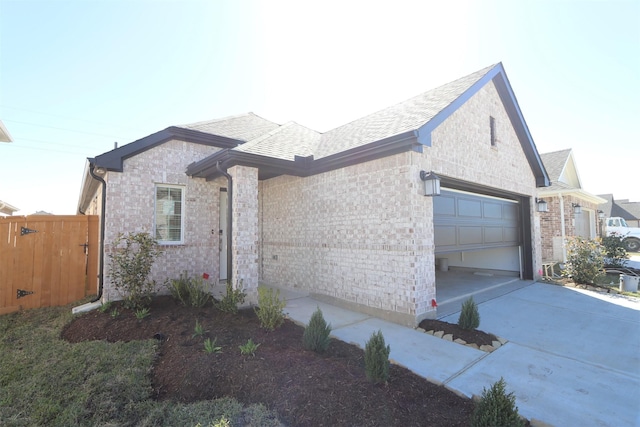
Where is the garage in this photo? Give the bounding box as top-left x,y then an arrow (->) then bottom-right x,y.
433,188 -> 532,307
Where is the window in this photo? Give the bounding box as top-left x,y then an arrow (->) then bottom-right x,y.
155,185 -> 184,243
490,116 -> 497,146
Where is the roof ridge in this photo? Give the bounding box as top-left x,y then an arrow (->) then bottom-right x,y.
179,112 -> 279,128
323,63 -> 499,134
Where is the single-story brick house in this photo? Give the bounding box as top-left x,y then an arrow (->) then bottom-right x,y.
537,149 -> 606,263
77,63 -> 549,326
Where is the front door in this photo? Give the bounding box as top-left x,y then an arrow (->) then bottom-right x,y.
219,189 -> 228,281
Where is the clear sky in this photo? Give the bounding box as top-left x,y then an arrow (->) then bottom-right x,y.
1,0 -> 638,215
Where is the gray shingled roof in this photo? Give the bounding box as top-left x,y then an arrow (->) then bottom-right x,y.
315,64 -> 497,159
598,193 -> 640,220
179,65 -> 499,161
234,121 -> 319,161
540,149 -> 572,182
181,113 -> 281,142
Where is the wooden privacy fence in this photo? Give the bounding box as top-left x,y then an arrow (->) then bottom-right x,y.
0,215 -> 99,315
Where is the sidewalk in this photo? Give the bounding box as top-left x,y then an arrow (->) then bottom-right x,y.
278,282 -> 640,427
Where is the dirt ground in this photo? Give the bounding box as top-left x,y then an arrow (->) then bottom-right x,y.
63,296 -> 481,426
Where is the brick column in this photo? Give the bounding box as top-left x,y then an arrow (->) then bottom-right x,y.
228,165 -> 259,305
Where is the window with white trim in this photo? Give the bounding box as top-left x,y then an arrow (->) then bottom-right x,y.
155,185 -> 184,244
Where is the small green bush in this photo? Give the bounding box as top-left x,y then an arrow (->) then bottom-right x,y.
135,307 -> 150,320
601,233 -> 628,268
239,338 -> 261,356
302,307 -> 332,353
364,330 -> 390,384
168,272 -> 212,308
255,287 -> 286,331
563,237 -> 604,285
458,297 -> 480,330
108,232 -> 163,310
218,280 -> 246,314
471,377 -> 524,427
203,337 -> 222,354
192,320 -> 206,338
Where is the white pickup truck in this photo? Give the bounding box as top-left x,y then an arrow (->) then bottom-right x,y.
605,217 -> 640,252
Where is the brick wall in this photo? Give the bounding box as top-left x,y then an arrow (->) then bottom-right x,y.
229,165 -> 259,304
540,194 -> 601,262
259,79 -> 542,325
101,140 -> 222,301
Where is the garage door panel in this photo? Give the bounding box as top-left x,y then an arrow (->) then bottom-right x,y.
503,204 -> 518,220
434,195 -> 456,216
434,189 -> 521,254
458,198 -> 482,217
504,227 -> 519,243
483,202 -> 503,219
459,226 -> 483,245
434,225 -> 457,246
484,226 -> 504,243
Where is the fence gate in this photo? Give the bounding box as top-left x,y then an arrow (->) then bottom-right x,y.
0,215 -> 98,315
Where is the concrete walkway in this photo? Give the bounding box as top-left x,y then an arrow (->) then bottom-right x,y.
279,282 -> 640,427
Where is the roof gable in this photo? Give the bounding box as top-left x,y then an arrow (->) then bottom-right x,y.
92,126 -> 245,172
316,64 -> 497,158
540,149 -> 582,191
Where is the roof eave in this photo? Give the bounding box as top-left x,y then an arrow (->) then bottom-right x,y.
186,130 -> 421,181
537,188 -> 608,204
94,126 -> 243,172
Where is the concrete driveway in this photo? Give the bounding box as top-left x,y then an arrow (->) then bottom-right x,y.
280,280 -> 640,426
441,283 -> 640,426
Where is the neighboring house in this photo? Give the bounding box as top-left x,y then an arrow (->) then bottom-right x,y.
77,63 -> 549,326
0,200 -> 19,216
538,149 -> 606,262
598,194 -> 640,228
0,120 -> 13,142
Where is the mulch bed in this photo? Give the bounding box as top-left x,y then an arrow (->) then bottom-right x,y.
62,296 -> 476,426
418,319 -> 499,347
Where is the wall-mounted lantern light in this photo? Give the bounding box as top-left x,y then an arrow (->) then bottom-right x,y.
419,171 -> 441,196
572,203 -> 582,214
598,210 -> 605,219
536,198 -> 549,213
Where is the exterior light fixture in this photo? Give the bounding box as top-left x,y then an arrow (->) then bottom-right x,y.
536,198 -> 549,213
572,203 -> 582,214
420,171 -> 441,196
598,210 -> 605,219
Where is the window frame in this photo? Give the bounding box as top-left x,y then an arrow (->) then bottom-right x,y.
490,116 -> 497,147
154,184 -> 185,245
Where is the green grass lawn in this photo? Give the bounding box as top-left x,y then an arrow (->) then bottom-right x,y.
0,301 -> 281,427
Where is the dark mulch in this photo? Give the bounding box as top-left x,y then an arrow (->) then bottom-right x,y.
418,319 -> 499,347
62,296 -> 476,426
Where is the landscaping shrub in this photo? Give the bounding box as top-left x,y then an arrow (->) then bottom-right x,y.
108,232 -> 163,309
364,330 -> 390,384
168,272 -> 212,308
255,287 -> 286,331
218,280 -> 246,314
471,377 -> 524,427
239,338 -> 261,356
601,233 -> 628,268
458,296 -> 480,330
302,307 -> 332,353
563,237 -> 604,285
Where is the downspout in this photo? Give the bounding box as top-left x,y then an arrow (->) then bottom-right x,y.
559,195 -> 567,263
89,163 -> 107,303
216,162 -> 233,286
